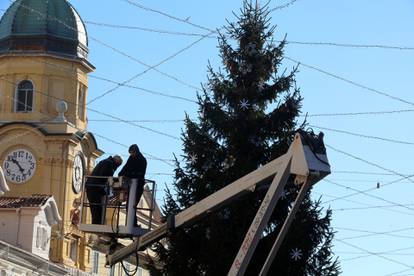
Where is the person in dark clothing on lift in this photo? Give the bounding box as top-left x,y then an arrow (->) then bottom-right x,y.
85,155 -> 123,224
118,144 -> 147,227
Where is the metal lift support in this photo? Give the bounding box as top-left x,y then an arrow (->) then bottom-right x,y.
0,166 -> 10,195
106,132 -> 331,275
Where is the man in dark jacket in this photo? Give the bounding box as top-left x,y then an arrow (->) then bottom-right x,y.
118,144 -> 147,227
85,155 -> 123,224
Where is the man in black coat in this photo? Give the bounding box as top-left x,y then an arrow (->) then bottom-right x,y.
85,155 -> 123,224
118,144 -> 147,227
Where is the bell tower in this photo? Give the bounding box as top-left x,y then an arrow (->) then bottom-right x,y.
0,0 -> 103,270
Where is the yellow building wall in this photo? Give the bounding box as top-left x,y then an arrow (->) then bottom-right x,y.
0,55 -> 92,130
0,54 -> 101,270
0,54 -> 157,275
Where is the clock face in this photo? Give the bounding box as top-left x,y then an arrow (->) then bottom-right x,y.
2,149 -> 36,184
72,154 -> 84,194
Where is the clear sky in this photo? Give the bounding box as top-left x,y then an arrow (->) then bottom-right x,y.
2,0 -> 414,275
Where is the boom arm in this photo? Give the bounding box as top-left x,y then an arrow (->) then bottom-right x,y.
0,166 -> 10,195
106,132 -> 331,275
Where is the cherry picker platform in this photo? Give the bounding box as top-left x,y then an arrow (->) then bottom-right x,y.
101,131 -> 331,276
76,131 -> 330,275
78,177 -> 157,239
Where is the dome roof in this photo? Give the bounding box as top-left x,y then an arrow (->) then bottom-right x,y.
0,0 -> 88,59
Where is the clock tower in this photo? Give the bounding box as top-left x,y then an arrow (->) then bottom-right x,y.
0,0 -> 104,270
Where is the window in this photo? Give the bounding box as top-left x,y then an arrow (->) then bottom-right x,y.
65,240 -> 69,256
86,249 -> 91,264
35,226 -> 48,250
70,239 -> 78,263
78,85 -> 85,120
109,266 -> 115,276
36,227 -> 41,248
15,80 -> 34,112
92,251 -> 99,274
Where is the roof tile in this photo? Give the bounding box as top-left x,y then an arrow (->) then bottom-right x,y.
0,194 -> 51,208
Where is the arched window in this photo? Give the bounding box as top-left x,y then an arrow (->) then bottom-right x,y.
15,80 -> 34,112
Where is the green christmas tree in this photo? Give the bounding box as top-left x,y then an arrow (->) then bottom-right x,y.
152,2 -> 340,275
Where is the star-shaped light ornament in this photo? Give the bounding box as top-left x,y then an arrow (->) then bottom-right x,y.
280,189 -> 288,200
246,43 -> 257,56
188,154 -> 197,165
257,81 -> 265,92
240,99 -> 250,110
290,248 -> 302,261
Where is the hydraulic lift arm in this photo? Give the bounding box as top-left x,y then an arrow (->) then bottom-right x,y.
0,166 -> 9,195
106,132 -> 331,275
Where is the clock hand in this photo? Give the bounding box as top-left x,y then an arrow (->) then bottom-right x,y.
11,158 -> 25,174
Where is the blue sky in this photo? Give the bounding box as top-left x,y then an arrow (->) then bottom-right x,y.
2,0 -> 414,274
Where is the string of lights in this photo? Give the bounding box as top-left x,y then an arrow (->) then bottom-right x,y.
336,226 -> 414,241
285,56 -> 414,107
102,152 -> 174,163
0,76 -> 181,157
87,107 -> 180,140
2,3 -> 413,273
338,251 -> 414,257
311,125 -> 414,146
326,178 -> 412,184
314,192 -> 414,217
326,144 -> 414,184
84,19 -> 414,51
1,94 -> 175,166
385,267 -> 414,276
89,75 -> 197,104
89,119 -> 184,123
303,109 -> 414,117
88,33 -> 204,96
331,203 -> 414,212
121,0 -> 299,32
5,5 -> 413,52
336,239 -> 414,269
20,55 -> 196,105
0,64 -> 186,143
6,53 -> 414,216
333,170 -> 402,176
339,245 -> 414,263
85,20 -> 215,38
314,191 -> 379,207
0,58 -> 180,141
323,174 -> 414,205
325,179 -> 414,213
12,1 -> 203,102
88,107 -> 414,123
91,133 -> 175,166
270,0 -> 301,11
285,40 -> 414,50
87,31 -> 213,104
120,0 -> 215,32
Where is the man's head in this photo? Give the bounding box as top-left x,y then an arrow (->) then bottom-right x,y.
128,144 -> 139,158
112,155 -> 123,168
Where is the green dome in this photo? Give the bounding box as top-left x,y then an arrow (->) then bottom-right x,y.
0,0 -> 88,58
